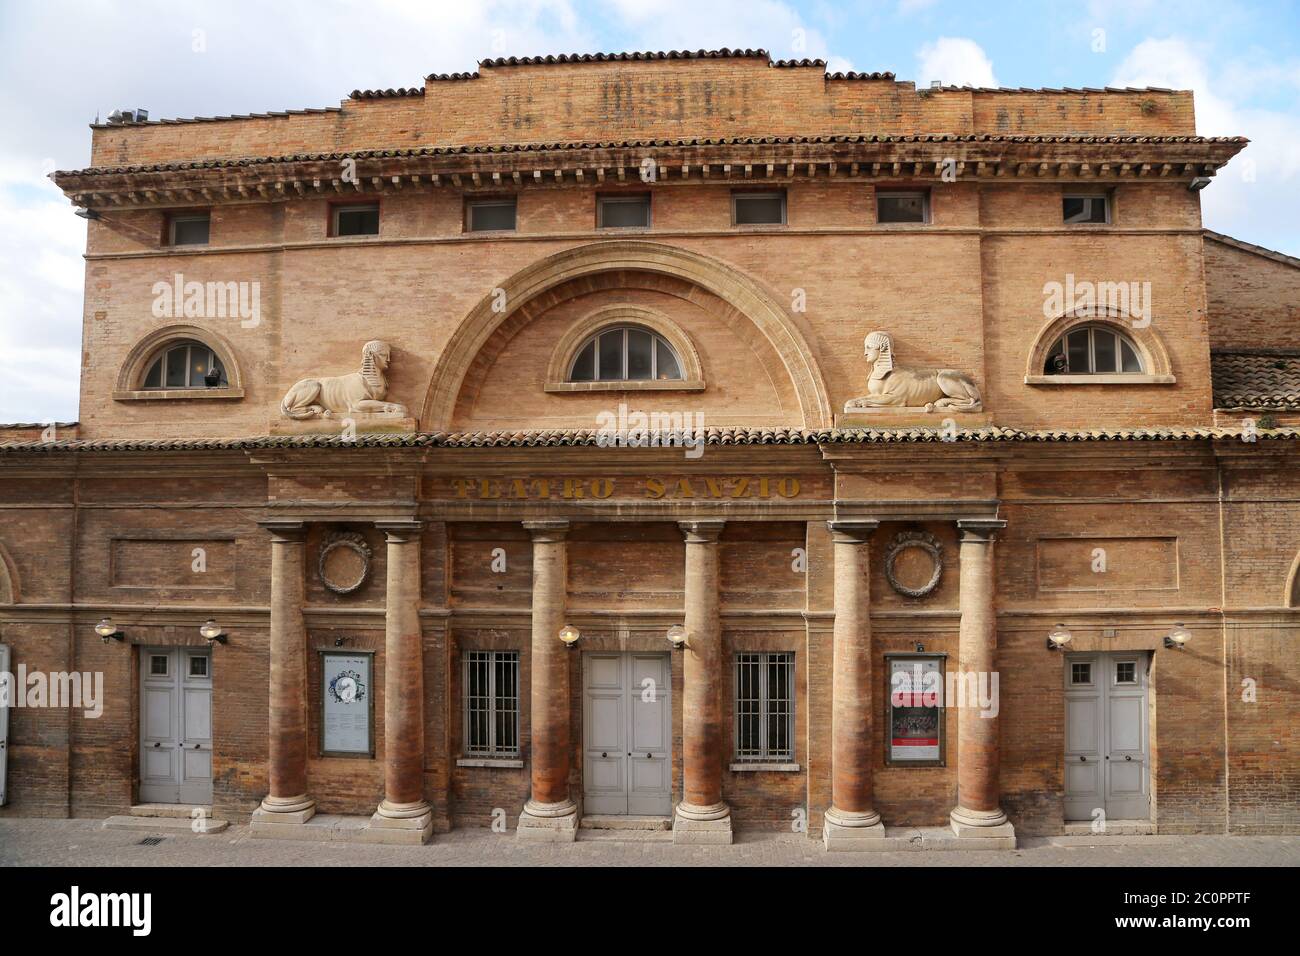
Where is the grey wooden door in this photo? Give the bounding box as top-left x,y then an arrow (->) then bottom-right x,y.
139,648 -> 213,805
0,644 -> 9,806
583,652 -> 671,815
1064,652 -> 1150,821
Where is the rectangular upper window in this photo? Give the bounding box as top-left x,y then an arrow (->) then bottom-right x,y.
1063,193 -> 1111,224
732,190 -> 786,226
332,203 -> 380,237
734,652 -> 794,762
466,198 -> 517,232
876,190 -> 930,224
167,213 -> 210,246
463,650 -> 520,757
597,193 -> 651,229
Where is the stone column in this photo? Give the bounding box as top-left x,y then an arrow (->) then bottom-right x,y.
823,520 -> 887,850
950,518 -> 1015,847
251,520 -> 315,831
674,520 -> 731,844
365,520 -> 433,844
517,519 -> 578,841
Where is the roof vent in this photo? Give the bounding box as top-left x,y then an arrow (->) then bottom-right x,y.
107,108 -> 149,124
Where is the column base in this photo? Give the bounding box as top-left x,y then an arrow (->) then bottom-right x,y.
822,806 -> 888,851
250,794 -> 317,837
673,802 -> 733,844
949,806 -> 1016,848
361,801 -> 434,845
517,799 -> 579,842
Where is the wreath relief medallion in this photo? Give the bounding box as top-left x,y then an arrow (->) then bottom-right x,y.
318,530 -> 373,595
884,531 -> 944,598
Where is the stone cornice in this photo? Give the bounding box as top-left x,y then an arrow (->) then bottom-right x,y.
52,135 -> 1247,210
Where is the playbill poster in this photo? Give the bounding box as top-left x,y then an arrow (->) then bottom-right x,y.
321,651 -> 372,756
889,656 -> 942,763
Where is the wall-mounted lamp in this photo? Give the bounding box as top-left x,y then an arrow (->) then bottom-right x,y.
94,617 -> 124,643
74,208 -> 101,220
199,618 -> 228,645
914,642 -> 925,653
1163,622 -> 1191,650
1046,623 -> 1073,651
334,636 -> 352,647
666,624 -> 689,651
559,624 -> 580,649
1188,176 -> 1212,192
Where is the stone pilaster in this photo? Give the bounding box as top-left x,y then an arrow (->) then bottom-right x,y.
674,519 -> 732,844
950,518 -> 1015,847
823,520 -> 888,850
517,519 -> 578,841
252,520 -> 315,830
364,520 -> 433,844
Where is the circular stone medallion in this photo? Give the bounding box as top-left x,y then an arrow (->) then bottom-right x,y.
884,531 -> 943,599
319,531 -> 373,595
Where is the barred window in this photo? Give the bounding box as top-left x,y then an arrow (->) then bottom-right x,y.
734,652 -> 794,762
463,650 -> 520,757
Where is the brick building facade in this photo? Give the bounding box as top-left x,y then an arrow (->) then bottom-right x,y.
0,50 -> 1296,847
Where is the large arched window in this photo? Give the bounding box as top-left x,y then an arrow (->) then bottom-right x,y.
140,339 -> 228,389
568,326 -> 684,382
1043,324 -> 1144,375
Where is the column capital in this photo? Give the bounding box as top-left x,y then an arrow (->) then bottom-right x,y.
376,519 -> 424,543
957,518 -> 1006,542
826,519 -> 880,543
679,519 -> 725,543
258,519 -> 306,542
523,519 -> 570,541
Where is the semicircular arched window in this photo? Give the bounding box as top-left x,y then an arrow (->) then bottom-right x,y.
568,326 -> 684,383
1043,324 -> 1145,375
140,339 -> 229,389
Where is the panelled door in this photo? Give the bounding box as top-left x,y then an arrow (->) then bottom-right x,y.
139,647 -> 213,805
0,644 -> 9,806
583,652 -> 672,815
1064,652 -> 1151,821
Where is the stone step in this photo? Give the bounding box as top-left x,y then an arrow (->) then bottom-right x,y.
1063,821 -> 1155,836
129,803 -> 211,819
579,814 -> 672,831
104,815 -> 229,834
576,828 -> 675,843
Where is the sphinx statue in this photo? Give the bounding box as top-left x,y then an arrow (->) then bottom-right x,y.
844,331 -> 983,413
280,340 -> 409,420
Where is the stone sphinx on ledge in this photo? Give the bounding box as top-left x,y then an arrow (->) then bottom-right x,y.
840,331 -> 989,427
271,339 -> 416,436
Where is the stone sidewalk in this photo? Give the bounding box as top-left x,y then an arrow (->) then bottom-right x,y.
1,819 -> 1296,866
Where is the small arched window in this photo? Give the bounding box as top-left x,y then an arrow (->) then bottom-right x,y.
568,326 -> 684,382
1044,324 -> 1144,375
141,339 -> 228,389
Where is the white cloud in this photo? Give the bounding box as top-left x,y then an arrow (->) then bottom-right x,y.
1113,37 -> 1300,256
898,0 -> 939,15
915,37 -> 998,88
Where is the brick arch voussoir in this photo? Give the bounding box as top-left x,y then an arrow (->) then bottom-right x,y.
421,240 -> 832,430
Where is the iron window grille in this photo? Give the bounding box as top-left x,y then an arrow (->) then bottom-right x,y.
734,652 -> 794,762
463,650 -> 520,757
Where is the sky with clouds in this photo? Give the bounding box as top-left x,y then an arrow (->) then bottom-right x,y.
0,0 -> 1297,423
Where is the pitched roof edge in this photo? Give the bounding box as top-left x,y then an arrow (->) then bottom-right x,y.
1205,230 -> 1300,269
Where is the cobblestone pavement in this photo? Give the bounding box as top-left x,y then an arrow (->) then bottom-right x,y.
1,819 -> 1297,866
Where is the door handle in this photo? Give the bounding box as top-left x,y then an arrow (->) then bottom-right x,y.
1124,755 -> 1132,761
601,752 -> 608,758
154,742 -> 161,748
645,753 -> 651,759
194,744 -> 201,750
1079,755 -> 1086,762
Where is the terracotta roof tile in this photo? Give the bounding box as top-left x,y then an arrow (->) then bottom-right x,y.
52,132 -> 1247,178
1211,350 -> 1300,410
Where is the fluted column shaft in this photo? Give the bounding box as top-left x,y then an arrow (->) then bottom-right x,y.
258,520 -> 313,817
524,520 -> 574,813
678,520 -> 728,818
376,521 -> 428,816
951,519 -> 1008,830
826,520 -> 881,827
